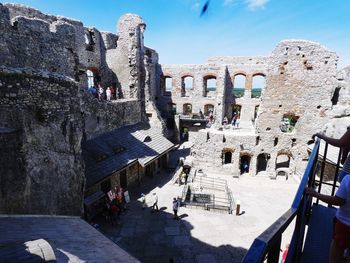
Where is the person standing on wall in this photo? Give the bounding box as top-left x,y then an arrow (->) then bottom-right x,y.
98,84 -> 104,101
106,87 -> 111,101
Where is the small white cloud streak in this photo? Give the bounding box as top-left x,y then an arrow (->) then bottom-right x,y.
192,0 -> 201,11
223,0 -> 235,6
245,0 -> 269,10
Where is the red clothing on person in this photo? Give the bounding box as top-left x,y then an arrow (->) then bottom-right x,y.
334,218 -> 350,250
111,204 -> 119,214
281,244 -> 289,263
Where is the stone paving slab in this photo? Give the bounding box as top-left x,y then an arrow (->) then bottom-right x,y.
0,216 -> 139,263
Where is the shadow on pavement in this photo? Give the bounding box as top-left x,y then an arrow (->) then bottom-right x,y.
96,197 -> 247,263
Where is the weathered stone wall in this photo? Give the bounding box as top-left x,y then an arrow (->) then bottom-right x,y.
81,94 -> 142,140
0,70 -> 84,215
0,4 -> 148,215
161,40 -> 339,178
158,64 -> 228,124
1,4 -> 149,100
256,40 -> 338,175
106,14 -> 146,99
143,47 -> 168,134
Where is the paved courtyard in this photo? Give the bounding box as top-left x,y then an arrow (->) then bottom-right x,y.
97,144 -> 299,263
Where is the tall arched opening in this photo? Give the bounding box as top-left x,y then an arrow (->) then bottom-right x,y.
204,104 -> 214,116
222,148 -> 234,165
181,76 -> 193,97
183,103 -> 192,115
240,155 -> 251,175
251,74 -> 266,98
257,153 -> 270,174
203,75 -> 217,97
233,74 -> 246,98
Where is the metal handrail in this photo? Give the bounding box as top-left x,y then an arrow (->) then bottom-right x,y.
243,137 -> 344,262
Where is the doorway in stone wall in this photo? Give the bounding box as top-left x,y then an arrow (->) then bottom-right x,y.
240,155 -> 251,174
120,170 -> 127,188
224,151 -> 232,164
256,153 -> 270,174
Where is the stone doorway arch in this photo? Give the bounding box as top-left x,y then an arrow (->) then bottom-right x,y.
256,153 -> 270,174
275,153 -> 291,169
240,155 -> 251,175
224,151 -> 232,164
222,148 -> 234,165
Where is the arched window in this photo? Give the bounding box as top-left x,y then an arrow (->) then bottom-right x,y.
87,70 -> 94,88
280,113 -> 299,133
204,104 -> 214,116
251,75 -> 266,98
233,74 -> 246,98
183,76 -> 193,90
181,76 -> 193,97
85,29 -> 96,51
165,77 -> 173,92
203,76 -> 216,96
183,103 -> 192,115
257,153 -> 270,174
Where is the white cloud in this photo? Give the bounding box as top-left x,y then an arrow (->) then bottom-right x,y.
223,0 -> 236,6
245,0 -> 269,10
192,0 -> 201,11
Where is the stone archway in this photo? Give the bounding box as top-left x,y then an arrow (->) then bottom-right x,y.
224,151 -> 232,164
240,155 -> 251,175
257,153 -> 270,174
275,154 -> 291,169
222,148 -> 234,165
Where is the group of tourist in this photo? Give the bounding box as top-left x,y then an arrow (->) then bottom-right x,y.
140,192 -> 159,212
87,84 -> 118,101
222,113 -> 240,129
104,186 -> 129,225
140,193 -> 181,219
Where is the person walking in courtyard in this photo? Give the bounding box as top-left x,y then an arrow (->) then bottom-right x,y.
151,192 -> 159,212
140,193 -> 146,210
172,197 -> 179,219
98,84 -> 104,101
223,116 -> 228,128
231,115 -> 237,129
209,110 -> 214,123
236,114 -> 240,128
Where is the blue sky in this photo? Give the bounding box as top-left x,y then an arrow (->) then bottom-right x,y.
8,0 -> 350,67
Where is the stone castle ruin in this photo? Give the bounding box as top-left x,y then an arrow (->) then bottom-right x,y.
0,3 -> 349,216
